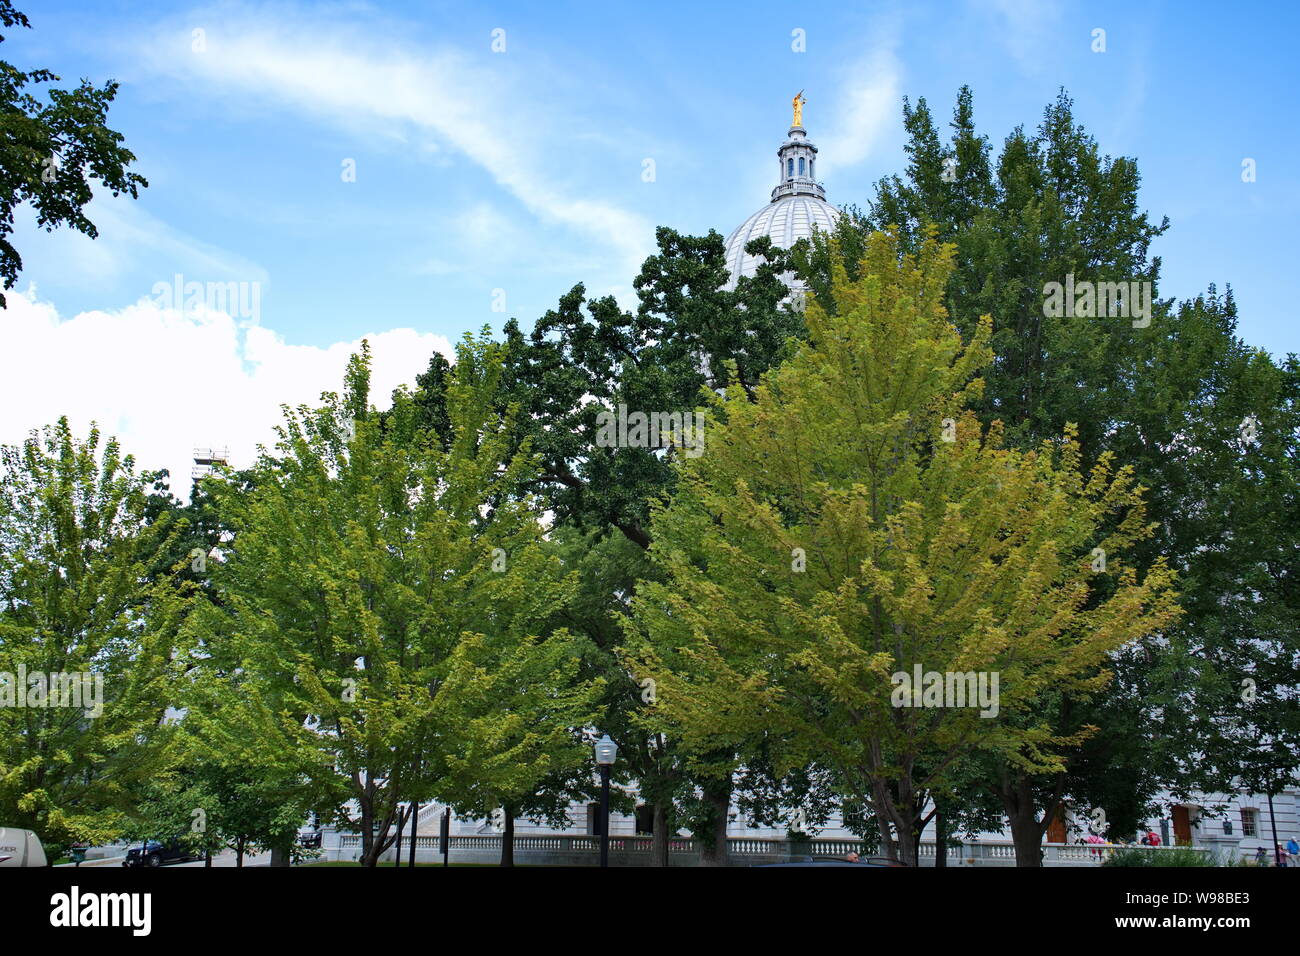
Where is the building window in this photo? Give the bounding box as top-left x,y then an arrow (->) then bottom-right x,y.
1241,808 -> 1259,837
798,156 -> 805,176
586,802 -> 603,836
810,159 -> 815,178
635,804 -> 654,835
787,158 -> 794,178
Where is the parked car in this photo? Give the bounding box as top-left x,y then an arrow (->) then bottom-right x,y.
298,830 -> 322,849
123,838 -> 201,868
0,828 -> 48,867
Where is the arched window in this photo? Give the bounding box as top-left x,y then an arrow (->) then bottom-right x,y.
787,158 -> 794,178
810,159 -> 815,178
798,156 -> 805,176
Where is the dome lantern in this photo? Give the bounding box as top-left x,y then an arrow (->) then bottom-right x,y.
723,93 -> 840,291
773,91 -> 825,202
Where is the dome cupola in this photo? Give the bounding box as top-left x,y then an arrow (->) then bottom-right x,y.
773,91 -> 825,202
723,92 -> 840,291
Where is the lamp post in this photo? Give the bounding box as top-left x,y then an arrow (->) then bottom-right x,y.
1268,789 -> 1282,866
594,734 -> 619,868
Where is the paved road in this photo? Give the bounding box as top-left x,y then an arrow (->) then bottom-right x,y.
58,847 -> 273,868
174,849 -> 272,867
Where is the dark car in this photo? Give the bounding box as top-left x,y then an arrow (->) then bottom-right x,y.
123,838 -> 200,868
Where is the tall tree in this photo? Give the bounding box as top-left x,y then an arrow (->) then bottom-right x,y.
185,336 -> 603,866
1145,340 -> 1300,806
0,419 -> 188,850
628,231 -> 1178,866
499,226 -> 798,548
796,86 -> 1298,859
474,226 -> 805,863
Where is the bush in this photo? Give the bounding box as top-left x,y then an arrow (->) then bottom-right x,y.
1102,846 -> 1216,867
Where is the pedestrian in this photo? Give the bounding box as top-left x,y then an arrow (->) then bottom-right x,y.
845,850 -> 860,863
1287,838 -> 1299,865
1277,844 -> 1289,868
1256,846 -> 1269,866
1086,832 -> 1106,861
1146,830 -> 1160,847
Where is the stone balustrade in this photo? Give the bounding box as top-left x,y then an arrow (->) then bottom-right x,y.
323,832 -> 1210,867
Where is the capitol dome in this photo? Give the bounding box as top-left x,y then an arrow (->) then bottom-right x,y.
723,95 -> 840,290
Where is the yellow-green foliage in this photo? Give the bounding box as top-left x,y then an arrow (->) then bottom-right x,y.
627,230 -> 1178,829
184,335 -> 604,857
0,419 -> 190,847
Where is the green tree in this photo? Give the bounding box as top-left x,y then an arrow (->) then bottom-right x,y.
0,1 -> 147,304
489,226 -> 805,863
500,226 -> 798,549
127,753 -> 314,867
628,232 -> 1179,866
0,419 -> 188,849
185,336 -> 602,867
1146,342 -> 1300,809
797,86 -> 1298,861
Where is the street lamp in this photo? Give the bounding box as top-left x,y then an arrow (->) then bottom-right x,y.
594,734 -> 619,868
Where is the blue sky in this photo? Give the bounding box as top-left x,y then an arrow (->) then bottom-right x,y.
2,0 -> 1297,482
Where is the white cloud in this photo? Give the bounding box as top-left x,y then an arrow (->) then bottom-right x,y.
977,0 -> 1065,75
133,3 -> 655,277
0,289 -> 452,498
821,47 -> 903,174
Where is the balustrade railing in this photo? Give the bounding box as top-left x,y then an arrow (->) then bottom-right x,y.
331,832 -> 1209,865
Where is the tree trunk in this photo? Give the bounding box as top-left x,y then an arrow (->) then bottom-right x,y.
393,804 -> 404,867
894,766 -> 921,867
868,772 -> 916,865
359,800 -> 375,867
1008,810 -> 1044,867
408,801 -> 419,867
893,809 -> 918,868
1001,775 -> 1044,867
999,770 -> 1062,867
934,807 -> 947,869
359,795 -> 394,867
236,836 -> 245,868
651,802 -> 669,868
698,777 -> 731,867
500,811 -> 515,867
875,809 -> 895,862
270,845 -> 290,867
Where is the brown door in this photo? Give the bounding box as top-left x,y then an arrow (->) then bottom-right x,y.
1046,806 -> 1067,843
1172,806 -> 1192,845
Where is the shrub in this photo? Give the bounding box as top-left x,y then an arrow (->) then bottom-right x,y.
1102,846 -> 1216,867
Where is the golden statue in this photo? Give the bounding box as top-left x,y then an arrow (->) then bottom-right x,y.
792,90 -> 806,127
